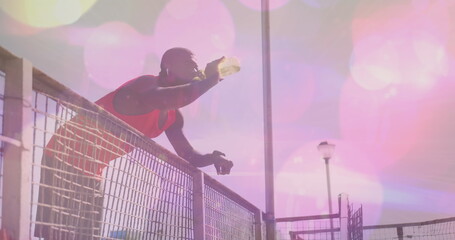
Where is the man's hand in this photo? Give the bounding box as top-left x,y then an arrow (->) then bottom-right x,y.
204,57 -> 225,81
212,150 -> 234,175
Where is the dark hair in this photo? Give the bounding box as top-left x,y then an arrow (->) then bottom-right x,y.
159,47 -> 193,80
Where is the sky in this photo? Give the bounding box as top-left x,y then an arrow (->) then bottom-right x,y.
0,0 -> 454,226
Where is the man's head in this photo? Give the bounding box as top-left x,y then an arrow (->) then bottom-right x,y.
160,47 -> 200,85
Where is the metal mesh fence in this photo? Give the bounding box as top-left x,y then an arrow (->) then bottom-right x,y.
0,47 -> 261,239
0,70 -> 5,226
30,90 -> 196,239
204,182 -> 256,239
348,204 -> 363,240
362,217 -> 455,240
363,227 -> 404,240
276,216 -> 341,240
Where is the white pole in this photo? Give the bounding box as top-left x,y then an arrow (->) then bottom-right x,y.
261,0 -> 276,239
324,159 -> 334,240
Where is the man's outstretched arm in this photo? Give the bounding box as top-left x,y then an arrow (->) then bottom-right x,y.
114,57 -> 224,115
165,110 -> 233,174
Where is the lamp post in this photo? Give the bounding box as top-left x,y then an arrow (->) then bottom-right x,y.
317,141 -> 336,240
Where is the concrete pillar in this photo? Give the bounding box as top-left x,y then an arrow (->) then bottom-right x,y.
1,57 -> 33,240
339,193 -> 349,240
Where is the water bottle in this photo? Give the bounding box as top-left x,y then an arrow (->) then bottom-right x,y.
218,57 -> 241,77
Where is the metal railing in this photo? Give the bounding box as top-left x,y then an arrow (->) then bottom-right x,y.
275,189 -> 455,240
0,46 -> 263,240
277,214 -> 342,240
275,194 -> 352,240
204,176 -> 262,240
362,217 -> 455,240
30,90 -> 198,239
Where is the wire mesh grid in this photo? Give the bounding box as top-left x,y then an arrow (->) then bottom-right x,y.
349,204 -> 363,240
276,218 -> 341,240
204,183 -> 256,240
30,90 -> 195,239
0,70 -> 5,226
363,218 -> 455,240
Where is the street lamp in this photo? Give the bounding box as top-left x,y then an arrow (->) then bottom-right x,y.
317,141 -> 336,240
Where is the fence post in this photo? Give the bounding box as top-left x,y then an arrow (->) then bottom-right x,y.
397,227 -> 404,240
1,57 -> 33,239
339,193 -> 349,240
254,209 -> 263,240
193,171 -> 206,240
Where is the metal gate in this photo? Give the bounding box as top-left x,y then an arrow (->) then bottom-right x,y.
348,204 -> 363,240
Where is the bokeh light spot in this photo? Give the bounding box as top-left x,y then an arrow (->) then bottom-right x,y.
0,0 -> 97,28
275,140 -> 383,224
413,35 -> 449,80
165,0 -> 200,19
84,22 -> 149,90
339,78 -> 427,170
300,0 -> 340,8
350,37 -> 401,91
271,52 -> 316,123
154,0 -> 236,64
351,1 -> 451,92
237,0 -> 290,11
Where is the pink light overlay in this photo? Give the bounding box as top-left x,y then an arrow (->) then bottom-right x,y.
84,21 -> 150,90
153,0 -> 236,65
